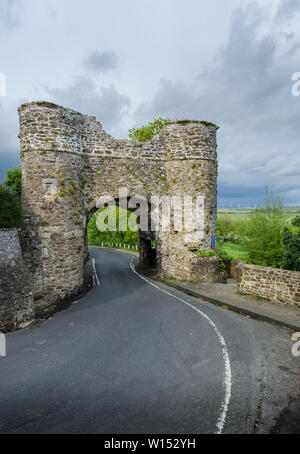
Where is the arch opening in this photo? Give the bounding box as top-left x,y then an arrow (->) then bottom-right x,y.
86,199 -> 157,270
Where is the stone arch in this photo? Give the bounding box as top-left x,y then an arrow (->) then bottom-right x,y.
18,101 -> 220,315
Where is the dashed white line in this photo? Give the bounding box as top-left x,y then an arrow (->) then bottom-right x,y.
92,258 -> 100,287
130,257 -> 232,435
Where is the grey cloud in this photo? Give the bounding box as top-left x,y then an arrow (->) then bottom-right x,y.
0,0 -> 21,30
275,0 -> 300,21
1,0 -> 299,205
83,51 -> 119,73
0,76 -> 130,180
45,76 -> 130,132
134,79 -> 198,121
133,2 -> 300,205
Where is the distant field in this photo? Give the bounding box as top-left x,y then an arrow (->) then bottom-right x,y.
217,207 -> 300,222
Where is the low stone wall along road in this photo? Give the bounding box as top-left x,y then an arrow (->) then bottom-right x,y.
0,248 -> 299,434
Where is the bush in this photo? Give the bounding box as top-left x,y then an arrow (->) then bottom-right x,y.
282,217 -> 300,271
218,257 -> 226,271
217,215 -> 234,240
0,185 -> 23,228
243,189 -> 287,268
291,215 -> 300,228
218,215 -> 248,244
197,249 -> 215,257
128,118 -> 170,143
4,167 -> 22,195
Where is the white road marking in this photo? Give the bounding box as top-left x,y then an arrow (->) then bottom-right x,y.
92,258 -> 100,287
130,257 -> 232,435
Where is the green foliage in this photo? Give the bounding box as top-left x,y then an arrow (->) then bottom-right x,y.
217,198 -> 300,268
242,188 -> 287,268
291,215 -> 300,228
218,257 -> 226,271
216,230 -> 230,259
282,216 -> 300,271
128,118 -> 170,143
4,167 -> 22,195
218,215 -> 248,244
88,206 -> 139,246
217,215 -> 233,240
197,249 -> 215,257
0,185 -> 23,228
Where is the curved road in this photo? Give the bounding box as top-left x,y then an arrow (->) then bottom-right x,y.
0,248 -> 299,434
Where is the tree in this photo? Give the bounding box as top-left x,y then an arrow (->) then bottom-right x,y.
87,206 -> 139,246
282,216 -> 300,271
0,185 -> 23,228
4,167 -> 22,195
128,118 -> 170,143
243,188 -> 287,268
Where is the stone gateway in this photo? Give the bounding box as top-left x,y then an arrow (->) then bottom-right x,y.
18,101 -> 220,316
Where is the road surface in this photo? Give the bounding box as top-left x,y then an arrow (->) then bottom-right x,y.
0,248 -> 299,434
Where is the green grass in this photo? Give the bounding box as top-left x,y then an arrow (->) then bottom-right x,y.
223,242 -> 248,261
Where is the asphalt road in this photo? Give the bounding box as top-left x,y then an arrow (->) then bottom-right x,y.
0,248 -> 299,434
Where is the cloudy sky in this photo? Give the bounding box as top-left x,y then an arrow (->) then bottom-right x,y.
0,0 -> 299,206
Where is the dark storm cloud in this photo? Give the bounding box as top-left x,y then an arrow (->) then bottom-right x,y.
83,51 -> 119,73
0,98 -> 24,180
218,184 -> 268,207
133,2 -> 300,205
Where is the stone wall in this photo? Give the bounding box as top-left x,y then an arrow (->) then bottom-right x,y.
0,229 -> 35,332
239,264 -> 300,307
19,101 -> 220,314
223,258 -> 244,281
190,256 -> 226,283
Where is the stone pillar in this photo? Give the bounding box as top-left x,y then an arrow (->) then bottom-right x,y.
156,120 -> 221,282
19,102 -> 88,315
